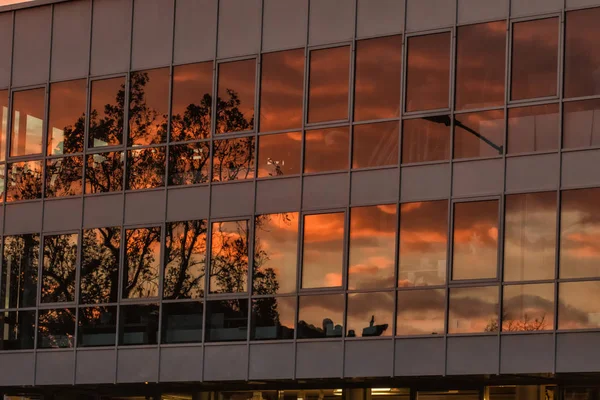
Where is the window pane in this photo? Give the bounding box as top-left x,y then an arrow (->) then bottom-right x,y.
38,308 -> 75,348
164,220 -> 206,299
511,18 -> 559,101
210,220 -> 249,294
45,156 -> 83,198
126,147 -> 166,190
346,292 -> 393,337
453,110 -> 504,159
10,88 -> 44,157
128,68 -> 169,145
308,46 -> 350,123
456,22 -> 506,110
85,151 -> 124,193
449,286 -> 499,333
352,121 -> 399,169
304,126 -> 349,173
1,234 -> 39,309
6,160 -> 43,201
47,80 -> 86,155
78,306 -> 116,347
89,77 -> 125,148
502,283 -> 554,332
398,201 -> 448,287
254,213 -> 299,295
80,228 -> 121,304
251,297 -> 295,340
297,294 -> 344,339
171,62 -> 213,142
452,200 -> 499,280
162,302 -> 203,344
406,33 -> 450,112
0,310 -> 36,350
565,8 -> 600,98
508,104 -> 559,154
397,289 -> 445,335
42,234 -> 77,303
563,99 -> 600,149
119,304 -> 159,345
354,35 -> 402,121
123,227 -> 161,299
402,117 -> 451,164
217,59 -> 255,134
257,132 -> 302,177
302,213 -> 344,289
504,192 -> 556,281
168,141 -> 210,186
212,137 -> 256,182
260,49 -> 304,132
206,299 -> 248,342
558,281 -> 600,330
0,90 -> 7,161
348,205 -> 396,290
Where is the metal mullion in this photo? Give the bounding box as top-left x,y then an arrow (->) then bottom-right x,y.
351,116 -> 400,126
452,155 -> 503,164
257,127 -> 303,136
562,94 -> 600,103
304,119 -> 350,131
453,105 -> 506,115
169,137 -> 211,147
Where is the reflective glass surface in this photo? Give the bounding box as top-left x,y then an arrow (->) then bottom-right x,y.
37,308 -> 75,348
453,110 -> 504,159
297,294 -> 344,339
212,137 -> 255,182
89,77 -> 125,148
558,281 -> 600,330
128,68 -> 170,145
251,297 -> 295,340
47,80 -> 86,155
78,306 -> 117,347
205,299 -> 248,342
217,59 -> 256,134
45,156 -> 83,198
123,227 -> 161,299
564,8 -> 600,98
0,90 -> 7,161
10,88 -> 44,157
346,292 -> 394,337
257,132 -> 302,177
1,234 -> 39,309
119,303 -> 159,345
402,117 -> 451,164
85,151 -> 124,193
302,213 -> 344,289
80,227 -> 121,304
0,310 -> 35,350
508,104 -> 559,154
308,46 -> 350,123
304,126 -> 349,173
6,160 -> 43,201
563,99 -> 600,149
502,283 -> 554,332
126,147 -> 166,190
168,141 -> 210,186
449,286 -> 499,333
42,234 -> 77,303
397,289 -> 445,335
161,302 -> 203,344
210,220 -> 249,294
352,121 -> 399,169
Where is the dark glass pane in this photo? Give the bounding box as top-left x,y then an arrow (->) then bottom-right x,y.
352,121 -> 399,169
171,62 -> 213,142
449,286 -> 499,333
210,220 -> 249,294
37,308 -> 76,348
217,59 -> 255,134
47,79 -> 86,155
6,160 -> 43,201
402,117 -> 451,164
260,49 -> 304,132
85,151 -> 124,193
205,299 -> 248,342
297,294 -> 344,339
397,289 -> 445,335
1,234 -> 39,309
212,137 -> 256,182
254,213 -> 299,295
257,132 -> 302,177
162,302 -> 203,344
119,304 -> 159,345
452,200 -> 499,280
128,68 -> 170,146
308,46 -> 350,123
348,205 -> 396,290
89,77 -> 125,148
126,147 -> 166,190
164,220 -> 206,299
78,306 -> 117,347
508,104 -> 559,154
565,8 -> 600,98
406,33 -> 451,112
502,283 -> 554,332
304,126 -> 349,173
10,88 -> 44,157
80,227 -> 121,304
302,213 -> 344,289
168,141 -> 210,185
42,233 -> 78,303
558,281 -> 600,330
563,99 -> 600,149
0,90 -> 7,161
511,18 -> 559,101
251,297 -> 295,340
123,227 -> 161,299
0,311 -> 35,350
354,35 -> 402,121
453,110 -> 504,159
346,292 -> 393,337
45,156 -> 83,198
504,192 -> 556,281
456,22 -> 506,110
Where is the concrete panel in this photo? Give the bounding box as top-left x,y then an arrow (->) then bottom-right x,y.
43,198 -> 83,232
458,0 -> 509,25
124,190 -> 165,225
131,0 -> 174,70
256,177 -> 301,214
75,349 -> 117,384
303,173 -> 349,210
567,0 -> 600,8
500,334 -> 553,374
211,181 -> 255,218
511,0 -> 563,17
83,194 -> 124,228
351,168 -> 399,205
0,352 -> 35,386
447,336 -> 499,375
217,0 -> 262,59
167,186 -> 210,221
173,0 -> 217,65
249,342 -> 295,380
309,0 -> 355,46
296,341 -> 343,379
505,154 -> 559,192
90,0 -> 132,76
35,351 -> 75,385
117,348 -> 159,383
406,0 -> 456,32
345,339 -> 393,378
0,12 -> 13,88
562,149 -> 600,188
159,346 -> 203,382
4,201 -> 42,234
557,332 -> 600,372
400,163 -> 450,202
395,337 -> 445,376
357,0 -> 405,38
204,344 -> 248,381
262,0 -> 308,52
452,158 -> 504,197
12,6 -> 51,87
51,0 -> 91,81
